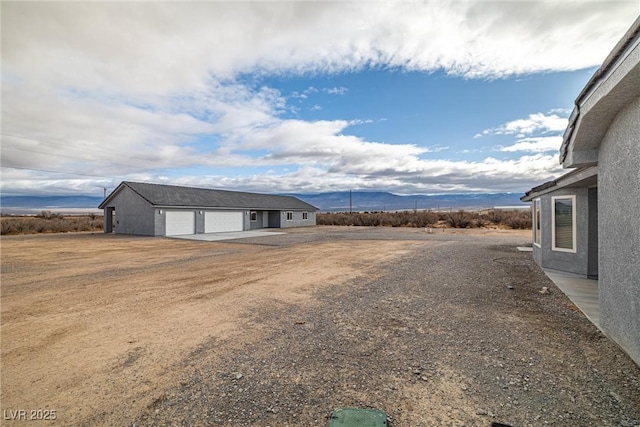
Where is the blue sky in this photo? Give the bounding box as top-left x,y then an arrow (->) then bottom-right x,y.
1,2 -> 638,196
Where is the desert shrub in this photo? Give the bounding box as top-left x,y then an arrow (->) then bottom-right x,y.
415,210 -> 439,227
1,219 -> 17,235
0,215 -> 104,235
317,208 -> 531,229
499,209 -> 532,229
35,210 -> 64,220
444,210 -> 473,228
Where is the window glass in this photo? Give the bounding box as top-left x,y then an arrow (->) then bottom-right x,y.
286,211 -> 293,221
554,197 -> 574,250
302,212 -> 308,220
250,211 -> 257,221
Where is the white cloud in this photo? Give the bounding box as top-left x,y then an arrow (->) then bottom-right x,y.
291,87 -> 318,100
4,2 -> 634,98
498,137 -> 563,153
476,113 -> 568,138
186,153 -> 564,194
324,87 -> 348,95
1,2 -> 634,196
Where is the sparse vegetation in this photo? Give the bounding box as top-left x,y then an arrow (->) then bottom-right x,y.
35,210 -> 64,220
0,209 -> 530,235
0,214 -> 103,235
317,209 -> 531,229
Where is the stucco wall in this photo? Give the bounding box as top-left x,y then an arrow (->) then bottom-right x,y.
598,95 -> 640,365
535,188 -> 591,276
103,187 -> 156,236
279,210 -> 316,228
249,211 -> 265,230
587,188 -> 598,279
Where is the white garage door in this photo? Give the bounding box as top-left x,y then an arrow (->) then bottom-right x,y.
205,211 -> 243,233
165,211 -> 195,236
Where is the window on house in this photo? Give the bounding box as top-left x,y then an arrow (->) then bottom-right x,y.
250,211 -> 257,222
533,199 -> 541,246
552,195 -> 576,252
302,212 -> 308,220
286,211 -> 293,221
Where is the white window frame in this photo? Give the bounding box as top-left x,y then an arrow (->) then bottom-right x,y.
250,211 -> 257,222
286,211 -> 293,221
302,211 -> 308,221
532,198 -> 541,247
551,195 -> 577,253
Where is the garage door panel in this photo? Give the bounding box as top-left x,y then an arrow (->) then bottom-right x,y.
205,211 -> 243,233
165,211 -> 195,236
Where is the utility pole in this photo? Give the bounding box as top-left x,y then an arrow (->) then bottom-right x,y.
103,187 -> 107,198
349,189 -> 352,214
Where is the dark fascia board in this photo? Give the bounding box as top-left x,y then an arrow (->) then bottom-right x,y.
521,166 -> 598,202
560,16 -> 640,164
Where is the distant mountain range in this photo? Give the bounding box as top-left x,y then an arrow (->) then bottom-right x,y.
1,196 -> 105,214
288,191 -> 528,212
1,192 -> 528,214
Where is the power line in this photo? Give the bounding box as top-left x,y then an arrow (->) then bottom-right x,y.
2,145 -> 110,163
0,165 -> 115,179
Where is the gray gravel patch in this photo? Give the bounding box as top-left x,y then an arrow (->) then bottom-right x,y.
132,229 -> 640,427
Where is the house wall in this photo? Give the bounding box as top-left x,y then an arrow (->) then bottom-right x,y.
242,211 -> 249,231
598,95 -> 640,365
587,188 -> 598,279
103,187 -> 156,236
279,210 -> 317,228
535,188 -> 591,276
249,211 -> 265,230
154,209 -> 165,236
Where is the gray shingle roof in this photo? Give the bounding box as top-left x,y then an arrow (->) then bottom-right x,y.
100,181 -> 318,210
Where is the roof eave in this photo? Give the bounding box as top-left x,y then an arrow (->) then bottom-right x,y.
560,16 -> 640,167
521,166 -> 598,201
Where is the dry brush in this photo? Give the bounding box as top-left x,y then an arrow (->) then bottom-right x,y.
1,212 -> 103,235
317,209 -> 531,229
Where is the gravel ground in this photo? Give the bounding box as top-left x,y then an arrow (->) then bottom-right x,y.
132,227 -> 640,427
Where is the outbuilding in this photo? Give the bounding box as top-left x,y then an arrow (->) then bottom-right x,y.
98,181 -> 318,236
522,17 -> 639,365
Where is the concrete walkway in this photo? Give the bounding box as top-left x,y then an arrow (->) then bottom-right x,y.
543,269 -> 600,328
169,230 -> 287,242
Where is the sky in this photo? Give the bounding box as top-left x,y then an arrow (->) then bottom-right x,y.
2,1 -> 638,197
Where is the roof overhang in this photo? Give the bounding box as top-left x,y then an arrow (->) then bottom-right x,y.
560,17 -> 640,168
521,166 -> 598,202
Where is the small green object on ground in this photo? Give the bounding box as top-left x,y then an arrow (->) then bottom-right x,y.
329,408 -> 388,427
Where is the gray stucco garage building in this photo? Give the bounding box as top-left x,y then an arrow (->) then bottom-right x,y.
522,17 -> 639,365
99,181 -> 318,236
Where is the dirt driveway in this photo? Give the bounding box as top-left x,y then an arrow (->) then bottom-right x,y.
1,227 -> 639,426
